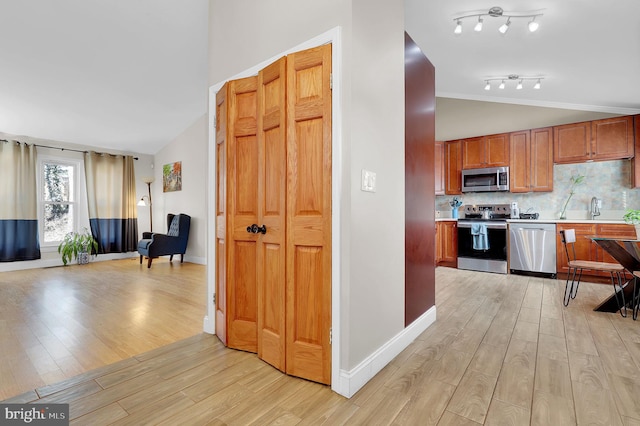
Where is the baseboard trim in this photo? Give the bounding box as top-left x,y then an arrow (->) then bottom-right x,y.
203,315 -> 215,334
184,255 -> 206,265
333,305 -> 436,398
0,253 -> 136,273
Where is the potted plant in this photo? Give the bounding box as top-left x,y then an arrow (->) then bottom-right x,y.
623,209 -> 640,239
559,174 -> 585,220
449,197 -> 463,219
58,228 -> 99,265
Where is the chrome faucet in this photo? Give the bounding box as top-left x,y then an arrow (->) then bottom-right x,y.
590,196 -> 601,220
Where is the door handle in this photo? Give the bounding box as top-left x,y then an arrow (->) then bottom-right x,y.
246,224 -> 267,234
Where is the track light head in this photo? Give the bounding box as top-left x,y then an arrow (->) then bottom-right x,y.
533,79 -> 541,89
516,79 -> 523,90
528,17 -> 539,32
498,18 -> 511,34
498,80 -> 505,89
454,20 -> 462,34
474,17 -> 483,32
484,81 -> 491,91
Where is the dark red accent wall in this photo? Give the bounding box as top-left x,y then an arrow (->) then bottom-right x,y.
404,32 -> 436,326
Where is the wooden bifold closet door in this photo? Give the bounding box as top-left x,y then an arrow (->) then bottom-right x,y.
215,44 -> 332,385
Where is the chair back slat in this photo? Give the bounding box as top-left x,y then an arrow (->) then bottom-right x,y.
559,229 -> 577,262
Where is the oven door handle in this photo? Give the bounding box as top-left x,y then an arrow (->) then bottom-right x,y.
458,222 -> 507,230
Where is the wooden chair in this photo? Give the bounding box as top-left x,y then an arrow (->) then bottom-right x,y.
560,229 -> 627,316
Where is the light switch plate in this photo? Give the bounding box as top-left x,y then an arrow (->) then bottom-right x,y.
361,169 -> 376,192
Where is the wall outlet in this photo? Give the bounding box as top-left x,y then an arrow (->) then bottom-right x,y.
361,169 -> 376,192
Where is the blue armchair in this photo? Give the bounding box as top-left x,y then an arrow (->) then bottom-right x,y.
138,213 -> 191,268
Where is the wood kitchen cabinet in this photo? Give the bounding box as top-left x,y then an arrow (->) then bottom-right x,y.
594,224 -> 636,266
530,127 -> 554,192
631,115 -> 640,188
436,220 -> 457,267
554,116 -> 634,164
591,116 -> 634,161
445,140 -> 462,194
510,127 -> 553,193
462,133 -> 509,169
556,223 -> 596,278
435,141 -> 445,195
556,222 -> 635,281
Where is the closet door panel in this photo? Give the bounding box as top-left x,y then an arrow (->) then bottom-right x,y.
215,84 -> 228,343
257,57 -> 287,371
227,76 -> 259,352
286,44 -> 332,385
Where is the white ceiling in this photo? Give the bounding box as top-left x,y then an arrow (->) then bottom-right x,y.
0,0 -> 209,155
1,1 -> 638,155
406,0 -> 640,115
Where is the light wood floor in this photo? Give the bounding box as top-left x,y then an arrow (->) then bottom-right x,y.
0,257 -> 206,400
3,266 -> 640,425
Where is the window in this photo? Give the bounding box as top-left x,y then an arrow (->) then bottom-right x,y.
38,158 -> 79,245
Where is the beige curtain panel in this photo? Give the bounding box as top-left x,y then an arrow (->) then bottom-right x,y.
0,140 -> 41,261
84,152 -> 138,253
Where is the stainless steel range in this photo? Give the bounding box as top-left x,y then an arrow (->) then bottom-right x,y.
457,204 -> 511,274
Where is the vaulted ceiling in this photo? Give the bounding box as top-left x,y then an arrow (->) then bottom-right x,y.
406,0 -> 640,114
1,1 -> 638,155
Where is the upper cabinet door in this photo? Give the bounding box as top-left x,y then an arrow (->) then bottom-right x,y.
530,127 -> 553,192
591,116 -> 634,161
485,133 -> 509,167
445,140 -> 462,194
509,130 -> 530,193
461,136 -> 485,169
553,121 -> 591,164
435,141 -> 445,195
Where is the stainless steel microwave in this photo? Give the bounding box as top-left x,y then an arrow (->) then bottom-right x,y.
461,166 -> 509,192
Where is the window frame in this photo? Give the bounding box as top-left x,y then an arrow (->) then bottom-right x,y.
37,156 -> 82,247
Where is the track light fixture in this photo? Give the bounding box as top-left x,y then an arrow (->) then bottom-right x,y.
453,6 -> 543,35
482,75 -> 544,90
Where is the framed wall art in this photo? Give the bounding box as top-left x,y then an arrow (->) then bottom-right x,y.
163,161 -> 182,192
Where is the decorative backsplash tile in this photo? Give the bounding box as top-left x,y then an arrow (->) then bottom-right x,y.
436,160 -> 640,220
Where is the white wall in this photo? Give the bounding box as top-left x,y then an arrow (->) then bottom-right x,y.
0,131 -> 153,272
152,114 -> 208,263
436,97 -> 621,141
208,0 -> 407,382
347,0 -> 405,367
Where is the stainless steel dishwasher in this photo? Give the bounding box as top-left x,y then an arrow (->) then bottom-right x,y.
509,222 -> 557,278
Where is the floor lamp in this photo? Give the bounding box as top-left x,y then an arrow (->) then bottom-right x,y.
137,177 -> 154,232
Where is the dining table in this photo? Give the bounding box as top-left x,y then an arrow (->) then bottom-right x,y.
590,236 -> 640,319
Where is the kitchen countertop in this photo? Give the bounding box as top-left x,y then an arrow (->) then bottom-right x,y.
508,219 -> 630,225
436,217 -> 631,225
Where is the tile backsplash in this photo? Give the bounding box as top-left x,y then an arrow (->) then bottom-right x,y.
436,160 -> 640,220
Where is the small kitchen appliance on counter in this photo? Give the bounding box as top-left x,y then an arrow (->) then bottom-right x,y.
510,202 -> 520,219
